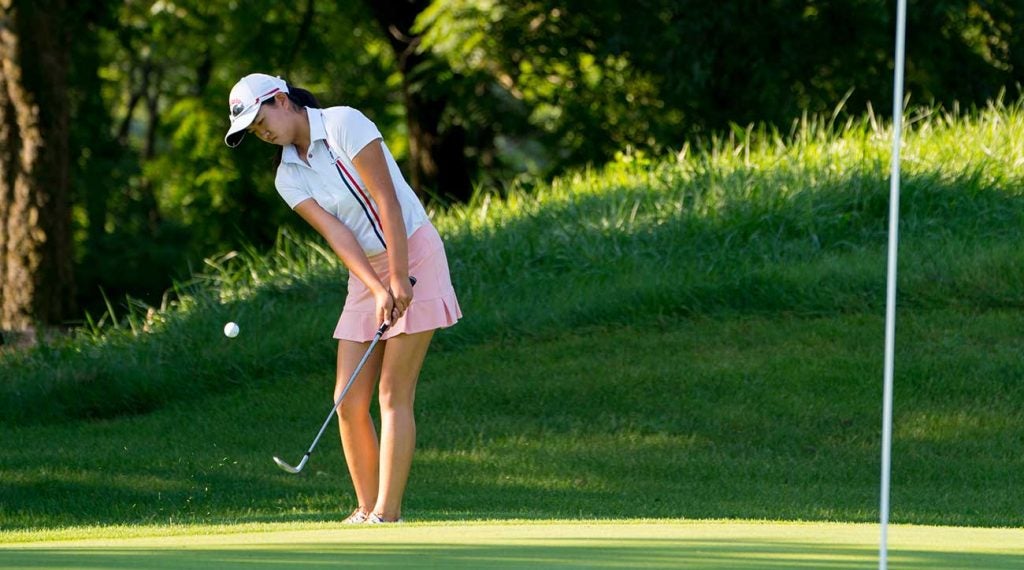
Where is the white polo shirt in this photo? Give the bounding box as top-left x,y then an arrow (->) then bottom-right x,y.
275,107 -> 429,256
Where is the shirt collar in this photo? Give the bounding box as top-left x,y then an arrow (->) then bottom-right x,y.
306,107 -> 328,143
281,145 -> 302,165
281,107 -> 327,166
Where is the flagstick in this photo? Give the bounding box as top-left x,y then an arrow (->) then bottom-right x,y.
880,1 -> 908,568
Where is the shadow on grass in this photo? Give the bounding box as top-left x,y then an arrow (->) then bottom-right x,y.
3,539 -> 1021,569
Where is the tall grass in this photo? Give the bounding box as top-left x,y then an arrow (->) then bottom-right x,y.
3,98 -> 1024,425
436,99 -> 1024,339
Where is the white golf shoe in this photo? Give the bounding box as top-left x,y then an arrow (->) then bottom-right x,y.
365,512 -> 403,524
343,508 -> 370,524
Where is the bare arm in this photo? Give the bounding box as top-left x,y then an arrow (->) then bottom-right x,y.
293,198 -> 395,325
352,139 -> 413,317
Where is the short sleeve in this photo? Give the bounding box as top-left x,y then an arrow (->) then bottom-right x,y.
275,167 -> 311,209
332,107 -> 383,158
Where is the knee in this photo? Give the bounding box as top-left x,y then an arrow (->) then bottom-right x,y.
378,385 -> 415,414
336,395 -> 371,422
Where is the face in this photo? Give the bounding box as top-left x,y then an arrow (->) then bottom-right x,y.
247,93 -> 297,145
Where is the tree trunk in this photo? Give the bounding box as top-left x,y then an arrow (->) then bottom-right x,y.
0,0 -> 75,341
361,0 -> 474,202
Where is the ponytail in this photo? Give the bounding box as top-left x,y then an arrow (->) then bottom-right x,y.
266,83 -> 322,168
283,85 -> 321,109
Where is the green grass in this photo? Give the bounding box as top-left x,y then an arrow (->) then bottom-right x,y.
3,521 -> 1023,569
1,311 -> 1021,531
2,99 -> 1024,540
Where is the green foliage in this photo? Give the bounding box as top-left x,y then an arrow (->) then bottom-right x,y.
418,0 -> 672,179
69,0 -> 402,313
417,0 -> 1024,180
59,0 -> 1024,319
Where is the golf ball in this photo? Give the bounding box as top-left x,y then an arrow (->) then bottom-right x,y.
223,322 -> 240,338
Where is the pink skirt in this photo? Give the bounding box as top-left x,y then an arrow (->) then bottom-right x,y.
334,223 -> 462,342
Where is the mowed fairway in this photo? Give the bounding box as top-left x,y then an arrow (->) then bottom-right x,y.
2,521 -> 1023,569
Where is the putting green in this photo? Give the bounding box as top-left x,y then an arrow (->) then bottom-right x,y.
2,520 -> 1022,569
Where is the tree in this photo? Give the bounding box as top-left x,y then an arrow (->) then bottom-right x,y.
17,0 -> 1021,329
418,0 -> 1024,179
0,0 -> 75,343
361,0 -> 475,202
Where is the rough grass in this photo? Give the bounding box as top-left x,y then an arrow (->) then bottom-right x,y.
2,99 -> 1024,531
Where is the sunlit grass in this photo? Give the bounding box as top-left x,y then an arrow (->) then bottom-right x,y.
2,521 -> 1023,569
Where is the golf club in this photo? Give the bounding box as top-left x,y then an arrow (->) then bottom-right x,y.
273,276 -> 415,474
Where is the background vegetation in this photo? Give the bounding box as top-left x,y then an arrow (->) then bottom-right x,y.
3,0 -> 1024,329
1,102 -> 1022,529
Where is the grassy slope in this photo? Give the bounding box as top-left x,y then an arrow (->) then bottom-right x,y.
2,102 -> 1024,532
2,311 -> 1022,531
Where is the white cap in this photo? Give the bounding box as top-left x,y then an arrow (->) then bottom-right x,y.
224,73 -> 289,147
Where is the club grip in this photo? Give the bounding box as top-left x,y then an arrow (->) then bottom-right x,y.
378,276 -> 416,334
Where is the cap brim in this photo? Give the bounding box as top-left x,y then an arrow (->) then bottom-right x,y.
224,105 -> 259,147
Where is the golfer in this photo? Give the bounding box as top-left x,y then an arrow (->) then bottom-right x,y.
224,73 -> 461,524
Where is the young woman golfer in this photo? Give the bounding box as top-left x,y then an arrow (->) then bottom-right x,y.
224,73 -> 461,524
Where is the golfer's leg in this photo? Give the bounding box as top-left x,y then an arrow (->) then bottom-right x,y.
374,329 -> 434,520
336,339 -> 384,512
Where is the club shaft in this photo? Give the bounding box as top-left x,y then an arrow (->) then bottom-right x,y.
275,276 -> 415,473
300,324 -> 388,461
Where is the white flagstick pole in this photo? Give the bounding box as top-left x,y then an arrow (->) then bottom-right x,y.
880,0 -> 908,568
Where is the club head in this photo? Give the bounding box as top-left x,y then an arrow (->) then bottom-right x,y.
273,455 -> 306,474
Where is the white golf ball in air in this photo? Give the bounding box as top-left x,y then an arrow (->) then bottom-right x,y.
223,322 -> 240,338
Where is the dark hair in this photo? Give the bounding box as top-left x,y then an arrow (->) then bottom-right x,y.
265,84 -> 321,168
